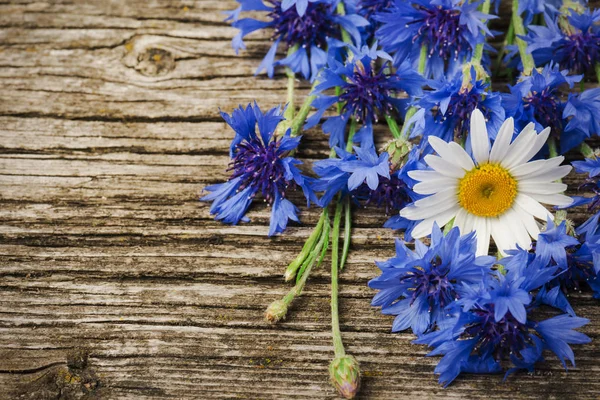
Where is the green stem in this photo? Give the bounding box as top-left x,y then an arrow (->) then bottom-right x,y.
418,44 -> 428,76
346,119 -> 357,152
580,142 -> 595,159
331,199 -> 345,357
289,83 -> 318,136
340,196 -> 351,270
494,19 -> 515,76
548,136 -> 558,159
276,46 -> 299,137
285,69 -> 295,119
471,0 -> 491,65
281,211 -> 330,306
336,1 -> 352,45
284,210 -> 326,281
547,137 -> 566,185
595,63 -> 600,83
512,0 -> 536,75
385,114 -> 402,139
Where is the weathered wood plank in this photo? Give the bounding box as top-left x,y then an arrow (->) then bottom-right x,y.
1,0 -> 600,399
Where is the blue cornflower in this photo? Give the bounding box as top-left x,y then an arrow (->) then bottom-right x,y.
502,63 -> 588,152
201,103 -> 314,236
409,68 -> 505,142
339,145 -> 390,191
369,224 -> 496,335
375,0 -> 495,78
525,8 -> 600,75
415,256 -> 590,386
536,219 -> 580,268
306,44 -> 425,147
227,0 -> 368,80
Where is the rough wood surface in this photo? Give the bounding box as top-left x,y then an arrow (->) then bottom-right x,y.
1,1 -> 599,399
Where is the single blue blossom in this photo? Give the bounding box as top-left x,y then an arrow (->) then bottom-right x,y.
536,219 -> 580,267
340,145 -> 390,190
375,0 -> 496,78
369,224 -> 496,335
227,0 -> 368,80
306,43 -> 425,147
201,103 -> 314,235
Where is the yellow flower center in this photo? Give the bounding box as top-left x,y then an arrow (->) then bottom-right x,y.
457,163 -> 517,217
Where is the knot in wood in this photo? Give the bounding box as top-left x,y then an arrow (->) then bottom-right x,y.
135,48 -> 176,77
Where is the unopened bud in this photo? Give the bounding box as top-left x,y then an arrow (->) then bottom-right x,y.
384,138 -> 412,169
329,355 -> 361,399
265,299 -> 288,323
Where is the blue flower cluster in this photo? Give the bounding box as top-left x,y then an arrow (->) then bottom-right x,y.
306,43 -> 425,147
371,224 -> 592,386
207,0 -> 600,389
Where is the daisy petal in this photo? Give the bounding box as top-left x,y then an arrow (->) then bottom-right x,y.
429,136 -> 474,171
527,193 -> 573,207
510,157 -> 565,178
489,117 -> 514,163
470,109 -> 490,166
519,182 -> 568,195
424,155 -> 466,178
411,206 -> 459,238
515,193 -> 553,220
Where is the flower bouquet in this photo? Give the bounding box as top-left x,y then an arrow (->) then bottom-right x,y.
203,0 -> 600,397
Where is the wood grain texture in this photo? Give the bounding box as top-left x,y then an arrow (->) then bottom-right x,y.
0,1 -> 599,399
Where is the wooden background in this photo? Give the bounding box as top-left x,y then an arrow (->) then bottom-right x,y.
1,1 -> 599,399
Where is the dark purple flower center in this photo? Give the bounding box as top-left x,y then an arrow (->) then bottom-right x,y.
339,63 -> 396,122
523,88 -> 565,135
352,170 -> 412,214
268,0 -> 339,49
229,137 -> 293,204
410,6 -> 467,61
402,255 -> 454,311
462,307 -> 531,361
557,32 -> 600,74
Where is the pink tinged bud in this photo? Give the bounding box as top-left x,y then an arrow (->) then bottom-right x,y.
329,355 -> 361,399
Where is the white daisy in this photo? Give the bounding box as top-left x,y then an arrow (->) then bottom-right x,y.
400,109 -> 573,256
